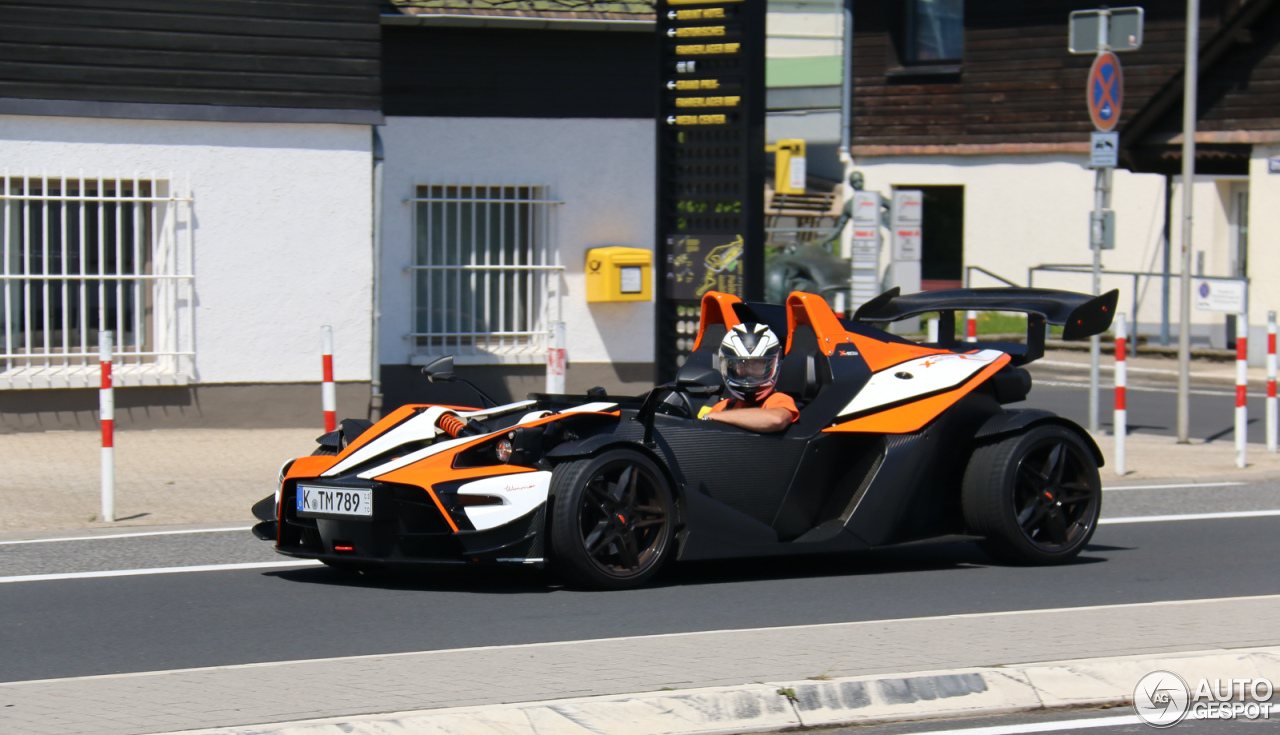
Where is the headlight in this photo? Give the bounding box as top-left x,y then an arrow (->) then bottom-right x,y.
496,437 -> 514,463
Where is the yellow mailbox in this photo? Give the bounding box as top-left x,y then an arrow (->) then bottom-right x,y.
765,138 -> 806,194
585,247 -> 652,303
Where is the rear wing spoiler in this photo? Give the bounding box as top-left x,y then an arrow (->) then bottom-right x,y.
852,287 -> 1119,365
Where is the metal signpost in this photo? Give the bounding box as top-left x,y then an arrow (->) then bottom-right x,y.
1069,7 -> 1143,434
1177,0 -> 1200,444
655,0 -> 766,382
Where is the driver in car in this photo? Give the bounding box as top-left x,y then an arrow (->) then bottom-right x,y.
700,323 -> 798,433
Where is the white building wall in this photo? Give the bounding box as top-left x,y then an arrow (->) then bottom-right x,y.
1248,147 -> 1279,319
0,114 -> 374,385
855,155 -> 1241,340
378,117 -> 656,367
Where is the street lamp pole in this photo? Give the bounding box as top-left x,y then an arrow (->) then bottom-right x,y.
1177,0 -> 1199,443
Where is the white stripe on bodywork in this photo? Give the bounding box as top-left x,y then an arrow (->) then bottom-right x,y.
457,471 -> 552,530
321,400 -> 537,478
557,402 -> 618,414
324,400 -> 617,481
355,434 -> 481,480
838,349 -> 1005,417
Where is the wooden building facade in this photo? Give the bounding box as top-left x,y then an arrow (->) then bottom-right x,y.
0,0 -> 382,122
845,0 -> 1279,354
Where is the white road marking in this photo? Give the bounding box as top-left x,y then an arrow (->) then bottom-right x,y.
0,526 -> 251,546
899,704 -> 1280,735
1032,378 -> 1264,398
1103,481 -> 1246,491
1102,509 -> 1280,524
0,560 -> 320,584
4,509 -> 1273,583
4,594 -> 1280,687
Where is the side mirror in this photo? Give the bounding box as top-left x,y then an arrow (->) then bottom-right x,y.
421,355 -> 455,383
677,364 -> 721,395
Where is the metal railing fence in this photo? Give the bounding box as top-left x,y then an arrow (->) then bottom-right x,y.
0,172 -> 194,388
406,184 -> 563,364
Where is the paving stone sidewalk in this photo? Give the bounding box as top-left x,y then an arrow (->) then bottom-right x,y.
0,428 -> 316,533
2,594 -> 1277,735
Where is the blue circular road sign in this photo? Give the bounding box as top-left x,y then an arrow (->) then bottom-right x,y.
1088,51 -> 1124,132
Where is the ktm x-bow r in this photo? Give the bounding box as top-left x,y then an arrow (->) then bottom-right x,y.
252,286 -> 1117,589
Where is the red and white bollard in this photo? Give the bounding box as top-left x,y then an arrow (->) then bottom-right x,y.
321,326 -> 336,433
1235,314 -> 1248,469
1113,314 -> 1126,476
965,311 -> 978,343
1267,311 -> 1277,454
546,321 -> 567,394
99,330 -> 115,523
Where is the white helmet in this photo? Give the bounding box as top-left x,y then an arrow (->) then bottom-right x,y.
719,323 -> 782,402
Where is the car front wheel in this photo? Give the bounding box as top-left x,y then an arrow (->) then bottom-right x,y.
549,449 -> 675,590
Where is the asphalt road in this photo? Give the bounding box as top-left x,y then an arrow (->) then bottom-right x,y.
811,705 -> 1279,734
2,482 -> 1278,684
1021,359 -> 1269,443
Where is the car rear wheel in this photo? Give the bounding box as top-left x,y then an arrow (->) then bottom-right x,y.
549,449 -> 675,590
962,424 -> 1102,565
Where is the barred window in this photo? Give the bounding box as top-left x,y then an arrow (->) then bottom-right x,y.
410,184 -> 562,364
0,174 -> 193,389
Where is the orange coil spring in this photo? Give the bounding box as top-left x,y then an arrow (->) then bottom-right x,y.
436,413 -> 467,438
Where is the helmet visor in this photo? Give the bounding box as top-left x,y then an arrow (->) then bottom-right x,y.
722,355 -> 778,387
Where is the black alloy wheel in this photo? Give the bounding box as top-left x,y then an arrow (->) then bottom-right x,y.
549,449 -> 675,590
962,424 -> 1102,565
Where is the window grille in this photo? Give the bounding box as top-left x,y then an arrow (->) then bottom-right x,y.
0,173 -> 194,389
408,184 -> 562,364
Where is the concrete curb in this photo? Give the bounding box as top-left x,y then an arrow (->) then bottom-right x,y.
161,646 -> 1280,735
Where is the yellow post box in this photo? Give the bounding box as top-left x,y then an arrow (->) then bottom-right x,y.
585,247 -> 652,303
765,138 -> 806,194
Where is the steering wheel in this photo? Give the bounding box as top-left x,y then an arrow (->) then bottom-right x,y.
654,386 -> 695,419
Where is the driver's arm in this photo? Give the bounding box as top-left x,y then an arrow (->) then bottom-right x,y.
705,406 -> 794,433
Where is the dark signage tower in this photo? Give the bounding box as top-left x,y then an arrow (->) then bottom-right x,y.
655,0 -> 766,382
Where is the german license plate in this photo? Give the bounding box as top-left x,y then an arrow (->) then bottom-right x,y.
296,485 -> 372,518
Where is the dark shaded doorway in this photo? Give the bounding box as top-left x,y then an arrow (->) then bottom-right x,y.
906,185 -> 964,290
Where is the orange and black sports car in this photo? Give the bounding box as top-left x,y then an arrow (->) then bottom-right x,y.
252,287 -> 1117,590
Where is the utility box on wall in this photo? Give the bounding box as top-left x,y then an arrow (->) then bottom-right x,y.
585,247 -> 652,302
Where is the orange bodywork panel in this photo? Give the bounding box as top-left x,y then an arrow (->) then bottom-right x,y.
825,354 -> 1011,434
784,291 -> 948,370
785,291 -> 856,356
692,291 -> 743,351
851,336 -> 952,374
285,454 -> 340,480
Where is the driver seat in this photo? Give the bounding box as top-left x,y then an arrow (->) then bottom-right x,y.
776,324 -> 828,406
776,292 -> 837,407
674,291 -> 743,400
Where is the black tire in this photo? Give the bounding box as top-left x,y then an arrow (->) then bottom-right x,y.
311,446 -> 338,456
962,424 -> 1102,565
549,449 -> 675,590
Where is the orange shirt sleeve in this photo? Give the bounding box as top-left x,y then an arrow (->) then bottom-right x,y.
706,398 -> 734,414
704,393 -> 797,422
762,392 -> 800,423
